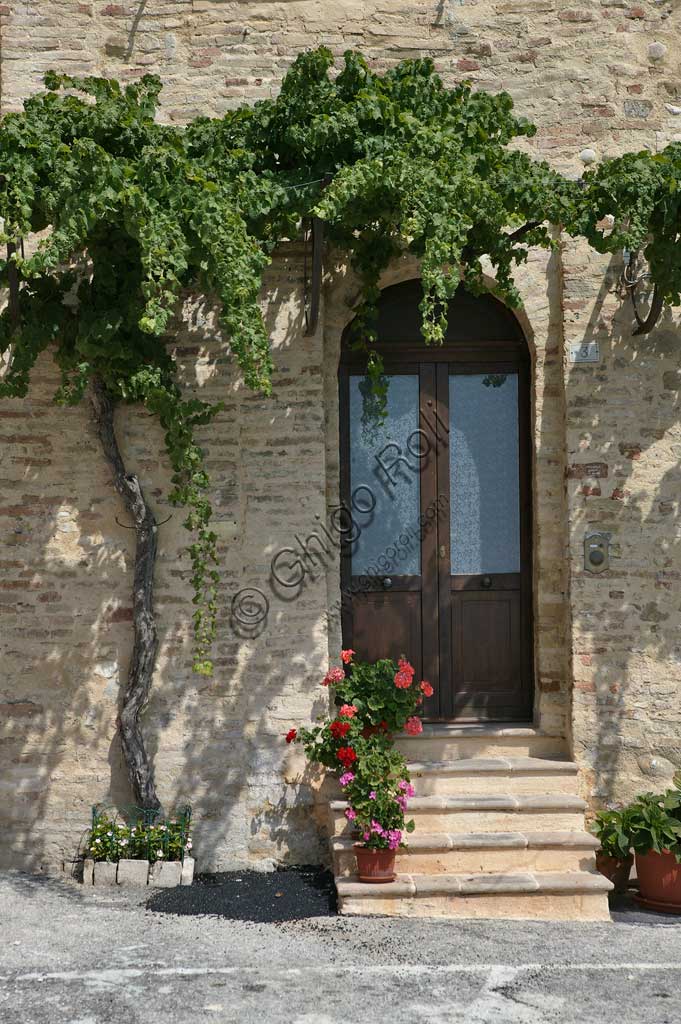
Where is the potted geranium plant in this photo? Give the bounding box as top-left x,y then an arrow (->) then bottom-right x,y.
625,778 -> 681,912
330,650 -> 432,736
591,807 -> 634,894
285,651 -> 430,882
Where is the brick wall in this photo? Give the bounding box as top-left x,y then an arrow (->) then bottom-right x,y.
1,1 -> 681,871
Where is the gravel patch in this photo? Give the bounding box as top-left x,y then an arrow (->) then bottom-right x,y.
146,866 -> 337,922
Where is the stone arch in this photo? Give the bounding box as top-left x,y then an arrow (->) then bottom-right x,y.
322,250 -> 569,737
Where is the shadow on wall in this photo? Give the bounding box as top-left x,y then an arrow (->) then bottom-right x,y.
0,356 -> 146,871
566,255 -> 681,809
0,242 -> 331,874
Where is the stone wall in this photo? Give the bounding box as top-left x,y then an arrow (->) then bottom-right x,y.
1,0 -> 681,871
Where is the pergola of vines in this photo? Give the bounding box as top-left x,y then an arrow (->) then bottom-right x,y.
1,48 -> 679,809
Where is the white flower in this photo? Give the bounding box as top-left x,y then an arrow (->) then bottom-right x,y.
157,849 -> 164,858
185,840 -> 193,850
120,839 -> 128,846
159,825 -> 167,832
107,831 -> 113,837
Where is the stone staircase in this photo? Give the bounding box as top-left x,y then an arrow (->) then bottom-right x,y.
329,725 -> 613,920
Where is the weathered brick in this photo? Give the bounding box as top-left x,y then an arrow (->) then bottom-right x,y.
456,58 -> 480,72
0,702 -> 44,717
568,462 -> 609,479
559,9 -> 594,21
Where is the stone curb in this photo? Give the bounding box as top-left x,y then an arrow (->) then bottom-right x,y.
83,857 -> 195,887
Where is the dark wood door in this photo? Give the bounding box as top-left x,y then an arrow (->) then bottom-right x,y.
435,363 -> 533,721
339,365 -> 440,690
339,284 -> 533,723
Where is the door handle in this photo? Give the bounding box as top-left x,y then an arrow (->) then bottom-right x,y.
481,575 -> 492,589
382,577 -> 393,590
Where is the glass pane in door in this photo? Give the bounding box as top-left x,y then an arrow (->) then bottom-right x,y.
349,374 -> 420,575
449,373 -> 520,574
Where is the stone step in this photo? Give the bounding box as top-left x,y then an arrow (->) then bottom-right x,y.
395,724 -> 567,762
321,757 -> 579,801
336,870 -> 613,920
406,757 -> 580,796
329,793 -> 587,836
332,830 -> 599,876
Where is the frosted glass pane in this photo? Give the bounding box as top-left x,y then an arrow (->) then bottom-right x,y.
449,373 -> 520,575
350,375 -> 420,575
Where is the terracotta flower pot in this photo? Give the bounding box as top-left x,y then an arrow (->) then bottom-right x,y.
354,845 -> 396,883
635,850 -> 681,913
595,851 -> 633,894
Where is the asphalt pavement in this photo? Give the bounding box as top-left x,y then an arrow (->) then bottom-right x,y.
1,869 -> 680,1024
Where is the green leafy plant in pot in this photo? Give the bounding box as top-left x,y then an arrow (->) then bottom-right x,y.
284,651 -> 430,882
626,777 -> 681,912
591,808 -> 634,894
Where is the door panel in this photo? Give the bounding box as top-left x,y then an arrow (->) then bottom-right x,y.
340,345 -> 533,723
348,373 -> 421,576
448,373 -> 520,575
341,367 -> 438,693
440,364 -> 532,722
450,591 -> 523,719
352,589 -> 423,681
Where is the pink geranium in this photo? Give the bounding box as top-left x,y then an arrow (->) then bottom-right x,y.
387,829 -> 402,850
402,782 -> 415,797
340,649 -> 355,664
339,704 -> 358,718
404,716 -> 423,736
322,666 -> 344,686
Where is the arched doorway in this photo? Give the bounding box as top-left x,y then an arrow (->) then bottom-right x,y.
339,280 -> 533,722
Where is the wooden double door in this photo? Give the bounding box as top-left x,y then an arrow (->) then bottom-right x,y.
339,317 -> 533,722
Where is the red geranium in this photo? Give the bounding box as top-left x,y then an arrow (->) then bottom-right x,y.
337,746 -> 357,768
329,719 -> 351,740
394,657 -> 415,689
285,729 -> 297,744
420,680 -> 434,697
340,649 -> 355,664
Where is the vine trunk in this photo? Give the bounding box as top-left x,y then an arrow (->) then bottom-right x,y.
90,377 -> 161,812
